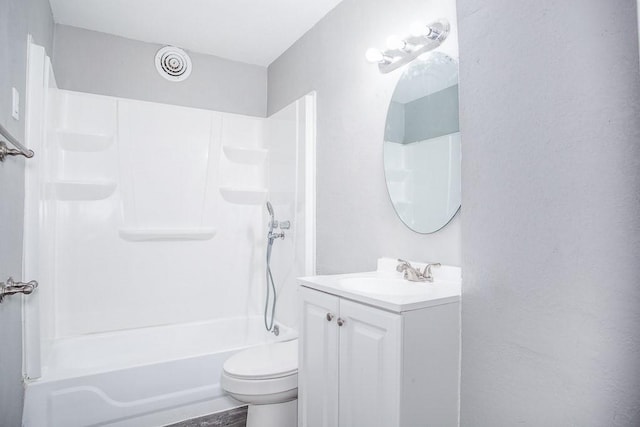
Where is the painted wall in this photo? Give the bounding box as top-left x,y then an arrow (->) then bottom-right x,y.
268,0 -> 460,274
457,1 -> 640,425
0,0 -> 54,424
53,25 -> 268,117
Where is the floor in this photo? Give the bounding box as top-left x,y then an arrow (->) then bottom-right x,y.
164,406 -> 248,427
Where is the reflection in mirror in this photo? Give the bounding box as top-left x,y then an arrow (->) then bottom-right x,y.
383,52 -> 460,234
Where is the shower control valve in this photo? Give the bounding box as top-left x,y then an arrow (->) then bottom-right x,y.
279,221 -> 291,230
268,231 -> 285,240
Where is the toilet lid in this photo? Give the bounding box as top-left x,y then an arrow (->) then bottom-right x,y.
223,339 -> 298,380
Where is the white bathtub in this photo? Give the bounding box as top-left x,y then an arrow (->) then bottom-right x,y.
23,316 -> 295,427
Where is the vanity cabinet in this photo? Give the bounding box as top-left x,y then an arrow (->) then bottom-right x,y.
298,285 -> 459,427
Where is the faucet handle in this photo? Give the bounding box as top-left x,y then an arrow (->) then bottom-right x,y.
279,220 -> 291,230
422,263 -> 441,281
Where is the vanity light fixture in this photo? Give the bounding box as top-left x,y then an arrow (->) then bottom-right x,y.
366,19 -> 450,73
365,48 -> 393,64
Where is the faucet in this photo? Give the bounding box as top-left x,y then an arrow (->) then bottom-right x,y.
422,262 -> 441,282
396,259 -> 441,282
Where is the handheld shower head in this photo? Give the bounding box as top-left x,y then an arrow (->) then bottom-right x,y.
266,201 -> 276,232
266,201 -> 274,220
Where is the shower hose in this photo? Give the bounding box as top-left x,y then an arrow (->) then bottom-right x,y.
264,236 -> 277,332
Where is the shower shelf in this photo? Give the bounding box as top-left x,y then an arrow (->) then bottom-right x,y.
393,200 -> 413,211
385,169 -> 410,181
222,146 -> 268,164
50,181 -> 116,201
118,228 -> 216,241
219,187 -> 268,205
56,130 -> 114,152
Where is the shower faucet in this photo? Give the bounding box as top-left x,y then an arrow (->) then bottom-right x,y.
268,230 -> 285,241
266,201 -> 291,238
279,221 -> 291,230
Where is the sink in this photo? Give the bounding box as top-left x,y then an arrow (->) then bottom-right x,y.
339,277 -> 430,296
299,258 -> 461,312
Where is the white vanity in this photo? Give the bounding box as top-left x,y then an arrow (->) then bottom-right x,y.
297,258 -> 461,427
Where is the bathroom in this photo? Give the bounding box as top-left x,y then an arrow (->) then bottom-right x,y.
1,0 -> 639,426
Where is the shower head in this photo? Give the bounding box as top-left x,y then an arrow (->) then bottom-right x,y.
266,201 -> 276,231
266,201 -> 274,220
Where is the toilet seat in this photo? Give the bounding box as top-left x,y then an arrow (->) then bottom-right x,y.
224,339 -> 297,380
221,340 -> 298,401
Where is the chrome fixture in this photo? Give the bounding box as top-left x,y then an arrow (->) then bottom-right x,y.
0,122 -> 34,161
266,201 -> 289,242
396,259 -> 441,282
0,277 -> 38,303
423,262 -> 442,282
365,19 -> 450,74
278,220 -> 291,230
264,201 -> 292,332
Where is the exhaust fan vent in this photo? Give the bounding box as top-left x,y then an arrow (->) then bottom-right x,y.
155,46 -> 192,82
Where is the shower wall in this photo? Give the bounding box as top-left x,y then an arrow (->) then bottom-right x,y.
25,87 -> 313,374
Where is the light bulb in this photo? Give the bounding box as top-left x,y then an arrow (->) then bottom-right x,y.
409,21 -> 429,37
386,35 -> 407,51
365,48 -> 385,63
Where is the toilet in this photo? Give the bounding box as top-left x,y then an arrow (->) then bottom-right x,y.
221,339 -> 298,427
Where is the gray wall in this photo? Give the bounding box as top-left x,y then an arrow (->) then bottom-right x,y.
53,25 -> 268,117
0,0 -> 54,425
268,0 -> 461,273
458,1 -> 640,426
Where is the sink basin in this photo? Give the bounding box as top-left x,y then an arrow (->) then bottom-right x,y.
339,277 -> 430,296
299,258 -> 461,312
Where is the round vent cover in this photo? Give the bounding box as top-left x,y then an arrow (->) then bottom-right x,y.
155,46 -> 192,82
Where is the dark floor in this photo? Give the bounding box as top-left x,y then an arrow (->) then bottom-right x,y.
164,406 -> 248,427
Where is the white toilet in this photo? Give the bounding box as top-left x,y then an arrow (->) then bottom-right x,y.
221,339 -> 298,427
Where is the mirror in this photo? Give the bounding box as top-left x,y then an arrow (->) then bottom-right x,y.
383,52 -> 460,234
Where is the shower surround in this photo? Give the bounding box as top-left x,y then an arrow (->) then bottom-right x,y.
21,45 -> 315,427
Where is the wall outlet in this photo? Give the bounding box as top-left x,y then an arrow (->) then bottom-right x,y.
12,87 -> 20,120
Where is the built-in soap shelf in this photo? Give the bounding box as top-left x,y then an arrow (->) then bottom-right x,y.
49,181 -> 116,201
385,169 -> 410,181
393,200 -> 412,211
219,187 -> 268,205
222,146 -> 268,164
118,228 -> 216,241
56,130 -> 114,152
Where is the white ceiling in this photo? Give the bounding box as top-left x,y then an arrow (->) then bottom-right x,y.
49,0 -> 344,66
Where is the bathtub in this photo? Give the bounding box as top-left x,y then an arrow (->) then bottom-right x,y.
23,316 -> 295,427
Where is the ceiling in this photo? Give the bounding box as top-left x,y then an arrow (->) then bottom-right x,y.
49,0 -> 344,66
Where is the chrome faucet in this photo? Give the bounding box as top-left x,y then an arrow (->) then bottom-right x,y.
422,262 -> 441,282
396,259 -> 441,282
396,259 -> 423,281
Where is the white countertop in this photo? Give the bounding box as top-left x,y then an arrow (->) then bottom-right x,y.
298,258 -> 461,313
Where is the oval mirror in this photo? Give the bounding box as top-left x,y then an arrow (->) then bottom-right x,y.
383,52 -> 460,234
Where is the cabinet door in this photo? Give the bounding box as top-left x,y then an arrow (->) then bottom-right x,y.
299,287 -> 340,427
338,299 -> 402,427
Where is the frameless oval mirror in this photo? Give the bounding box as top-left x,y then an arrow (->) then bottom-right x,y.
383,52 -> 460,234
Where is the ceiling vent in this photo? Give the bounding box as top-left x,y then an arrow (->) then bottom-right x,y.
155,46 -> 192,82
